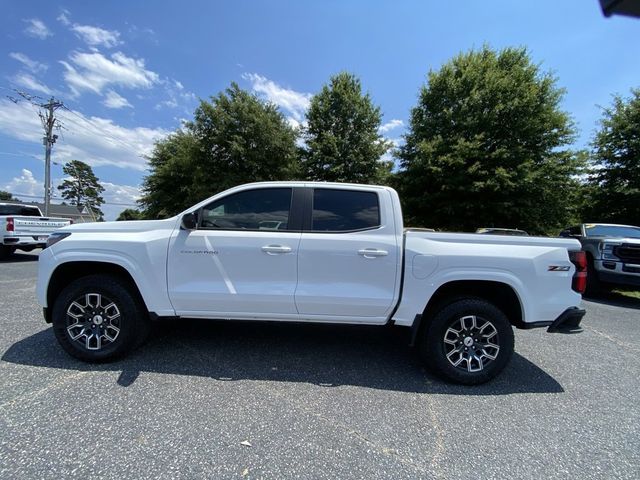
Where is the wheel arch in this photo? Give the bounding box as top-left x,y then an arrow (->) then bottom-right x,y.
412,280 -> 524,344
45,261 -> 148,323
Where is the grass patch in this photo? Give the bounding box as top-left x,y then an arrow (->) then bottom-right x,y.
612,289 -> 640,300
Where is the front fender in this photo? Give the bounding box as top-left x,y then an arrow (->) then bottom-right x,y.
37,243 -> 175,317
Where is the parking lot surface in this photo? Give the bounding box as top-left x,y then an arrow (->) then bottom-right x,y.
1,251 -> 639,479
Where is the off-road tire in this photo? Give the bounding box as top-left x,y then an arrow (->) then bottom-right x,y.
52,274 -> 150,362
418,298 -> 514,385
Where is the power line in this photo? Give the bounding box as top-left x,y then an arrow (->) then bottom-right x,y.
58,106 -> 144,156
8,90 -> 65,216
6,192 -> 139,207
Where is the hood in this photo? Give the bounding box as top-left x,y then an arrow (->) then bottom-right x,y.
60,217 -> 177,233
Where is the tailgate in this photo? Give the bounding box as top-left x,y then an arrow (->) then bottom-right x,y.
12,217 -> 71,236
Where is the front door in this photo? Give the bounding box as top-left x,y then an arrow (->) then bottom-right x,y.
167,187 -> 301,317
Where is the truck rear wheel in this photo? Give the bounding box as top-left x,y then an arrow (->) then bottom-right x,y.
419,298 -> 514,385
51,274 -> 150,362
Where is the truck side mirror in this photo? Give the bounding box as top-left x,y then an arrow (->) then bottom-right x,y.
181,212 -> 198,230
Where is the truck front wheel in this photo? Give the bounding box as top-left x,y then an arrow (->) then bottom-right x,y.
51,274 -> 150,362
419,298 -> 514,385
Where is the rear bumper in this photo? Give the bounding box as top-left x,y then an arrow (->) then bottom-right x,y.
3,235 -> 47,247
520,307 -> 586,333
547,307 -> 586,334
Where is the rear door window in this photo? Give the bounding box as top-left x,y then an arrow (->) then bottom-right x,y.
311,189 -> 380,232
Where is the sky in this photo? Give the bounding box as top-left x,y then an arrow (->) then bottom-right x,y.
0,1 -> 638,220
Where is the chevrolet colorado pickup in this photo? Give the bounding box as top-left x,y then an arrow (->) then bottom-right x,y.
37,182 -> 587,384
560,223 -> 640,292
0,203 -> 71,259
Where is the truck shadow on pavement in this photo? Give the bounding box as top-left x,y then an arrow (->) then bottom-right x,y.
0,251 -> 40,263
2,319 -> 564,395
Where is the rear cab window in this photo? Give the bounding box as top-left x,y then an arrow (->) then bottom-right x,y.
0,205 -> 41,216
311,189 -> 380,232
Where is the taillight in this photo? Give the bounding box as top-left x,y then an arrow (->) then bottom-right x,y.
569,251 -> 587,294
6,217 -> 14,232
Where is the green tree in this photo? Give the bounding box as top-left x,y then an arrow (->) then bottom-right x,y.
57,160 -> 105,221
140,83 -> 299,218
116,208 -> 143,221
0,190 -> 16,201
301,72 -> 391,183
397,46 -> 583,234
583,88 -> 640,224
139,130 -> 201,219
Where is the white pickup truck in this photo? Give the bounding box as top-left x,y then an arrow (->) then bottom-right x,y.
0,203 -> 71,259
37,182 -> 587,384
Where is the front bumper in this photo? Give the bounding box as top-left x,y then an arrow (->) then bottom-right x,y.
595,260 -> 640,287
547,307 -> 586,334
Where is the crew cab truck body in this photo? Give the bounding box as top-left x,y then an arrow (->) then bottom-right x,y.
560,223 -> 640,292
37,182 -> 586,384
0,203 -> 71,259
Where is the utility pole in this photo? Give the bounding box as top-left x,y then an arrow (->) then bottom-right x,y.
9,92 -> 64,216
41,97 -> 64,216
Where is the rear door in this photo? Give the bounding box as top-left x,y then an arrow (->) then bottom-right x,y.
295,187 -> 400,323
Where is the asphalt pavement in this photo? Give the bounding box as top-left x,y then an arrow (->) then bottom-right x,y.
1,250 -> 638,479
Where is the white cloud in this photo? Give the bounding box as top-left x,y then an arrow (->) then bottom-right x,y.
101,182 -> 141,204
379,119 -> 404,134
127,24 -> 158,45
103,90 -> 132,109
0,99 -> 168,171
71,24 -> 122,48
23,19 -> 52,39
388,137 -> 403,148
242,73 -> 311,123
9,52 -> 48,73
98,182 -> 142,221
57,10 -> 71,26
155,99 -> 178,110
11,73 -> 52,95
3,169 -> 41,197
155,79 -> 197,112
61,51 -> 160,96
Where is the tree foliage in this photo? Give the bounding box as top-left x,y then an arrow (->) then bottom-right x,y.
583,88 -> 640,225
116,208 -> 143,221
57,160 -> 105,221
396,46 -> 583,234
301,72 -> 391,183
0,190 -> 16,201
140,83 -> 299,218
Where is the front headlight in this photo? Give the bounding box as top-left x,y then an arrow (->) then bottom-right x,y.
601,243 -> 619,260
46,232 -> 71,248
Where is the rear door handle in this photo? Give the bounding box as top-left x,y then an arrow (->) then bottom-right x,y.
358,248 -> 388,258
261,244 -> 292,255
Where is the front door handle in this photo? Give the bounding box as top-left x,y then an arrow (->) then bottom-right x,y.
261,244 -> 292,255
358,248 -> 388,258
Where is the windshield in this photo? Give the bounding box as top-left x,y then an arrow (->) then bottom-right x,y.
584,224 -> 640,238
0,205 -> 42,216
